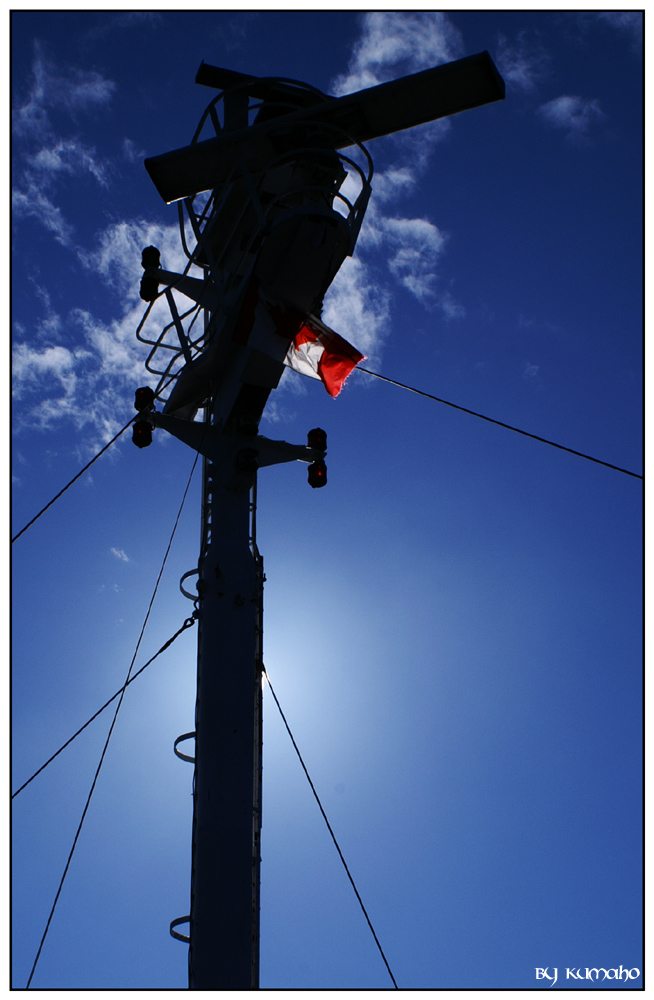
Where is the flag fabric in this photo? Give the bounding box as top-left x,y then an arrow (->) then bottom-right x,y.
233,277 -> 365,398
283,314 -> 365,398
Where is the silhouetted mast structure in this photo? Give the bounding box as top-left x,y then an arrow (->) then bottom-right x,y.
132,51 -> 503,990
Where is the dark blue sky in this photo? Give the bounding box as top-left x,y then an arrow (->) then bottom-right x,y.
12,10 -> 642,991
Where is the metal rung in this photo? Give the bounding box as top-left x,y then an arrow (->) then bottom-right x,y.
170,915 -> 191,943
180,568 -> 199,601
174,732 -> 196,763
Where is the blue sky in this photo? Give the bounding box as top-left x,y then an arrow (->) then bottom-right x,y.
11,10 -> 642,992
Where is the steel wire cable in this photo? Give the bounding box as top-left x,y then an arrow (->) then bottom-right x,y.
12,616 -> 196,800
263,666 -> 399,990
12,374 -> 179,545
25,452 -> 200,988
358,368 -> 642,480
14,361 -> 640,549
11,418 -> 134,543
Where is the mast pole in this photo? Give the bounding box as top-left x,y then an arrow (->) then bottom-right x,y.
188,444 -> 263,989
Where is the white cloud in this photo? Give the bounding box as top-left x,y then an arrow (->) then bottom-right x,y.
374,119 -> 452,207
332,12 -> 464,95
13,343 -> 78,395
13,48 -> 116,250
438,292 -> 466,321
12,56 -> 163,452
353,205 -> 462,318
539,95 -> 604,139
13,151 -> 108,246
12,187 -> 74,247
260,371 -> 308,426
83,11 -> 162,43
12,219 -> 189,448
110,547 -> 129,562
595,11 -> 642,48
78,218 -> 191,297
122,138 -> 145,164
370,166 -> 417,203
496,33 -> 549,92
72,308 -> 149,382
322,255 -> 391,367
328,12 -> 457,211
329,12 -> 457,206
13,135 -> 111,246
382,215 -> 447,304
26,139 -> 109,187
326,13 -> 467,330
13,42 -> 115,139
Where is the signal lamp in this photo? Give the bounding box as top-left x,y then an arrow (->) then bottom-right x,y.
134,386 -> 155,411
307,427 -> 327,452
140,275 -> 159,302
308,460 -> 327,488
141,246 -> 161,269
132,420 -> 153,448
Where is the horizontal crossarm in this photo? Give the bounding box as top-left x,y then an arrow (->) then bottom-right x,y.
145,52 -> 504,203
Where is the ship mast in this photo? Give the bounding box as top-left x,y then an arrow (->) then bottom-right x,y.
133,52 -> 503,989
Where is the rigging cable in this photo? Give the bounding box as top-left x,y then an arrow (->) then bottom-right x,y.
11,372 -> 179,545
12,616 -> 196,800
11,418 -> 134,544
262,666 -> 399,990
13,365 -> 640,549
358,368 -> 642,480
25,451 -> 200,989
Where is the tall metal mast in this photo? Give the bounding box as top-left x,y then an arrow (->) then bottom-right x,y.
189,440 -> 263,988
133,51 -> 504,989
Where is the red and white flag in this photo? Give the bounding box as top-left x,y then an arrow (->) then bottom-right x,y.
233,278 -> 365,397
283,313 -> 365,398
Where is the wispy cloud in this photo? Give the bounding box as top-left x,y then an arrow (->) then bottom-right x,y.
322,256 -> 392,367
110,547 -> 129,562
358,210 -> 450,309
26,138 -> 109,187
11,44 -> 206,452
12,343 -> 84,397
122,138 -> 145,164
13,137 -> 110,246
594,11 -> 642,49
12,219 -> 192,448
332,12 -> 462,205
77,218 -> 184,296
496,32 -> 549,92
13,41 -> 115,139
12,187 -> 75,247
13,45 -> 116,251
539,95 -> 604,140
323,12 -> 468,347
82,11 -> 162,43
332,11 -> 464,95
